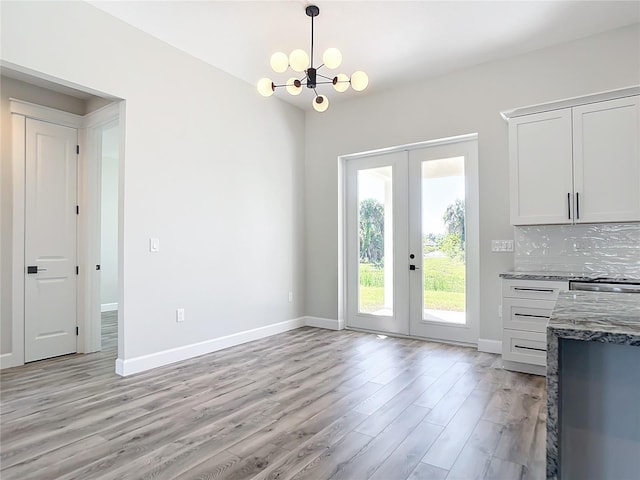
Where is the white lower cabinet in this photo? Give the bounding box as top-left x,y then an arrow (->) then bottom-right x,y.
502,278 -> 569,375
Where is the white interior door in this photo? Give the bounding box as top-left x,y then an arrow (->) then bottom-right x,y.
25,118 -> 78,362
408,142 -> 478,344
346,152 -> 409,335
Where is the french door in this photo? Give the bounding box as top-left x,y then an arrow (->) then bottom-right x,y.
346,139 -> 478,345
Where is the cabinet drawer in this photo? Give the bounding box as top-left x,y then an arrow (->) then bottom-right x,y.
502,329 -> 547,366
502,279 -> 568,300
503,298 -> 555,333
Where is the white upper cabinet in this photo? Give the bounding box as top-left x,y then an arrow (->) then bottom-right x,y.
509,109 -> 574,225
507,92 -> 639,226
573,96 -> 640,223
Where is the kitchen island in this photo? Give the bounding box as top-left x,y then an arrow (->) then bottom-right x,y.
546,291 -> 640,480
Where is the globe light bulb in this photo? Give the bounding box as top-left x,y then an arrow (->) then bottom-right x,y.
333,73 -> 349,93
312,95 -> 329,112
270,52 -> 289,73
286,78 -> 302,96
257,77 -> 274,97
289,49 -> 309,72
350,71 -> 369,92
322,48 -> 342,69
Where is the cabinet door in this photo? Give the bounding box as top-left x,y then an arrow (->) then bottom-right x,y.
509,109 -> 574,225
573,96 -> 640,223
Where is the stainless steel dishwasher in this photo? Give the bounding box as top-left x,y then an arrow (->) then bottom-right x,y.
569,279 -> 640,293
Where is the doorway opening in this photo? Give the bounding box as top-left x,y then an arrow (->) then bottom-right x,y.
1,67 -> 123,369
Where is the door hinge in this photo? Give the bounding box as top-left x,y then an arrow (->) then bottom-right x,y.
76,145 -> 80,155
76,266 -> 79,275
76,205 -> 79,215
76,326 -> 79,336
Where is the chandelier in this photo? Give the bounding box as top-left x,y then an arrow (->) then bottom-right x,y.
257,4 -> 368,112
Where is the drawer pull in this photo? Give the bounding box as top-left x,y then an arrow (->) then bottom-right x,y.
514,344 -> 546,352
513,287 -> 554,293
514,313 -> 550,319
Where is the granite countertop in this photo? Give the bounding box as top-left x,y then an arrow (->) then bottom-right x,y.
500,271 -> 596,281
546,290 -> 640,479
548,290 -> 640,342
500,271 -> 640,282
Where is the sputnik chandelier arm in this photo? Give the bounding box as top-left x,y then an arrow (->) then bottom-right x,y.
257,4 -> 368,112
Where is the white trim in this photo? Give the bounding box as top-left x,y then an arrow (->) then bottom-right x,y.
9,98 -> 82,127
500,86 -> 639,120
304,316 -> 344,330
5,114 -> 27,369
0,352 -> 19,370
101,303 -> 118,312
502,359 -> 546,377
114,318 -> 306,376
2,60 -> 117,100
82,103 -> 120,128
478,338 -> 502,354
340,133 -> 478,160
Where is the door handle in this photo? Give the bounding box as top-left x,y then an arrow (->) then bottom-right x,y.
27,266 -> 47,274
409,265 -> 421,270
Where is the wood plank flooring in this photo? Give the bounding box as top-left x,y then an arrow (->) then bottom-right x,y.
1,315 -> 546,479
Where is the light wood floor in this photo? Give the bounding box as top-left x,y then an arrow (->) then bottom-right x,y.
1,314 -> 546,479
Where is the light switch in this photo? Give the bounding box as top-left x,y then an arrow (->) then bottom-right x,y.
149,238 -> 160,253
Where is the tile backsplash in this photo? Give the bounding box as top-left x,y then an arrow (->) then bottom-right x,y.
514,223 -> 640,278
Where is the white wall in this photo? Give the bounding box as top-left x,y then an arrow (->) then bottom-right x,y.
0,75 -> 87,356
304,24 -> 640,343
100,124 -> 119,309
1,1 -> 306,366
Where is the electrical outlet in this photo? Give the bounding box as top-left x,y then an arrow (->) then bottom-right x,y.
491,240 -> 514,252
573,239 -> 589,252
176,308 -> 185,322
288,291 -> 293,303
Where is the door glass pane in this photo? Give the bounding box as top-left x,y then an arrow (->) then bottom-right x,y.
358,166 -> 393,315
421,157 -> 465,324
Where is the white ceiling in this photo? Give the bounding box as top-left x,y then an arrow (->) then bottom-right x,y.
90,1 -> 640,111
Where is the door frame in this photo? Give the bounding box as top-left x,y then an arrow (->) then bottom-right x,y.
338,133 -> 479,345
3,99 -> 120,369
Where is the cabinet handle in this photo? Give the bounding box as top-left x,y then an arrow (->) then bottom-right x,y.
513,287 -> 554,293
576,192 -> 580,219
567,192 -> 571,219
514,313 -> 550,319
514,344 -> 546,352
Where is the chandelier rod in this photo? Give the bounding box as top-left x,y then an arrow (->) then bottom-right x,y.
310,10 -> 315,69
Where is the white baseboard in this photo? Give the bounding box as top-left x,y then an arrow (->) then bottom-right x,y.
502,359 -> 546,377
0,352 -> 22,370
101,302 -> 118,312
477,338 -> 502,354
114,317 -> 305,377
304,316 -> 344,330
